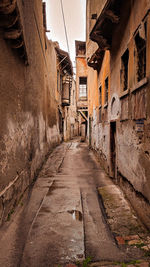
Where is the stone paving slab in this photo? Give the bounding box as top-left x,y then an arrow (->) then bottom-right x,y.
21,174 -> 84,266
98,185 -> 150,262
98,185 -> 146,237
64,259 -> 150,267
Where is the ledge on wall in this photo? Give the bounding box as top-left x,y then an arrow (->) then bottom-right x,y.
131,77 -> 148,93
120,88 -> 129,99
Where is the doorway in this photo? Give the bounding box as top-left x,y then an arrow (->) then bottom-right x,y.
110,121 -> 116,179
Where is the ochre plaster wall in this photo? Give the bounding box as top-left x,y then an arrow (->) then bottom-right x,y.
87,0 -> 150,207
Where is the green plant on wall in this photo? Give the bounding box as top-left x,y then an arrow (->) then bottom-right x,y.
83,256 -> 92,267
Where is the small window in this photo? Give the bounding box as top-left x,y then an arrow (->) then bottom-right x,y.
79,77 -> 87,98
77,44 -> 86,56
105,77 -> 108,104
135,22 -> 147,82
121,49 -> 129,91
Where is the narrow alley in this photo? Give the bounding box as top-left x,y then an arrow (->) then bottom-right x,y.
0,139 -> 149,267
0,0 -> 150,266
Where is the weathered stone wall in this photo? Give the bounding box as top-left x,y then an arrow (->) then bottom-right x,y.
0,0 -> 61,224
110,0 -> 150,203
87,0 -> 150,219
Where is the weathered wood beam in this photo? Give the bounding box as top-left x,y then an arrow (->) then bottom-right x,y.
79,111 -> 88,121
92,31 -> 110,50
4,29 -> 22,39
0,0 -> 16,15
105,9 -> 120,23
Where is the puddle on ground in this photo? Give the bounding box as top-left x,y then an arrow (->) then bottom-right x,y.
68,210 -> 83,221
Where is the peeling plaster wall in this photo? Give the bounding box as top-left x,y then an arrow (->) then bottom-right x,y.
87,0 -> 150,207
0,0 -> 60,224
110,0 -> 150,203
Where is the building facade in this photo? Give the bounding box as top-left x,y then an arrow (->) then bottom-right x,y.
86,0 -> 150,228
55,45 -> 78,141
0,0 -> 76,225
75,41 -> 88,140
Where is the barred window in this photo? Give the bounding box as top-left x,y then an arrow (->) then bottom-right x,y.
79,77 -> 87,98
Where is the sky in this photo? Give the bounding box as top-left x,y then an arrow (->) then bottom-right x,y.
45,0 -> 86,66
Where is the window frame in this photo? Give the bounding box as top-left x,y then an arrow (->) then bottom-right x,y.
134,21 -> 147,83
121,48 -> 129,91
79,76 -> 87,99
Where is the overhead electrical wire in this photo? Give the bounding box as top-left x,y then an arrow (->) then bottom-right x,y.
60,0 -> 70,55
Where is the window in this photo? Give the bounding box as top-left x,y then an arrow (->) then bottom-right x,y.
121,49 -> 129,91
78,44 -> 86,55
135,22 -> 147,82
76,43 -> 86,56
99,86 -> 102,122
79,77 -> 87,98
105,77 -> 108,104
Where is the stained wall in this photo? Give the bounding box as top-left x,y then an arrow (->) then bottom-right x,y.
0,0 -> 61,224
86,0 -> 150,227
